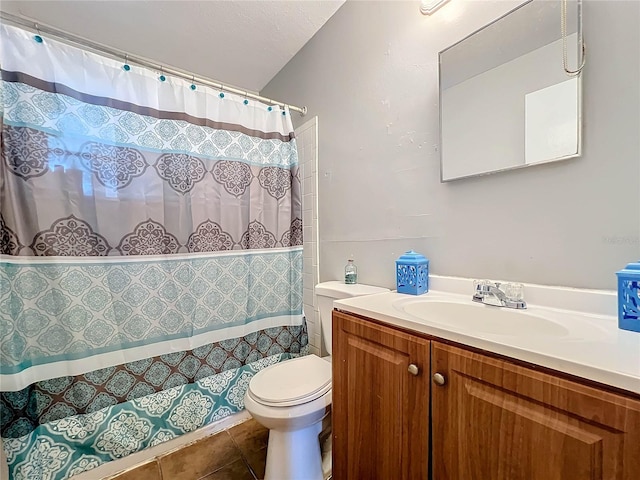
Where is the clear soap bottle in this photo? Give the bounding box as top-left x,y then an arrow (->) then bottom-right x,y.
345,259 -> 357,284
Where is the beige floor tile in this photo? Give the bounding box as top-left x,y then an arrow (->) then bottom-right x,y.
241,446 -> 267,480
228,419 -> 269,455
159,431 -> 241,479
200,458 -> 255,480
108,459 -> 161,480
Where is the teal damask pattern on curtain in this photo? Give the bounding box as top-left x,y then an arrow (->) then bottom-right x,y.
3,354 -> 296,480
1,324 -> 307,439
0,252 -> 303,378
0,24 -> 305,479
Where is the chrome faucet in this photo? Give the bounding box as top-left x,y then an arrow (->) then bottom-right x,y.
472,281 -> 526,309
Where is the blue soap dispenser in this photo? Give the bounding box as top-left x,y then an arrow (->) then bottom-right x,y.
616,261 -> 640,333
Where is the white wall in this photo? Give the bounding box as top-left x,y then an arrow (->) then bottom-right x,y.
262,0 -> 640,290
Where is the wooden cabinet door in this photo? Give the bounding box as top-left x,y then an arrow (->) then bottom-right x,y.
432,342 -> 640,480
332,311 -> 430,480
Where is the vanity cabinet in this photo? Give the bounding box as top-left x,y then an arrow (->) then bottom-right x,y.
332,311 -> 430,480
333,310 -> 640,480
432,342 -> 640,480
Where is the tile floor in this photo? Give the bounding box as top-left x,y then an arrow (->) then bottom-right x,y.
107,418 -> 268,480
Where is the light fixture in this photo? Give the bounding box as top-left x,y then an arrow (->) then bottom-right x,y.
420,0 -> 450,15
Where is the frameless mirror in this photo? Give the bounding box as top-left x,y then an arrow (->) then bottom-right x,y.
439,0 -> 584,182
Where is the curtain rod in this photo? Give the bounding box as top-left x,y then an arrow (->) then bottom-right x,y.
0,11 -> 307,116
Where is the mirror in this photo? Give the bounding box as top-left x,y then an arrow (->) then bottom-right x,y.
439,0 -> 584,182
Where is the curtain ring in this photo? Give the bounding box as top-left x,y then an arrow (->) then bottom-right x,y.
159,66 -> 166,82
123,54 -> 131,71
243,91 -> 249,105
33,23 -> 43,43
190,75 -> 197,91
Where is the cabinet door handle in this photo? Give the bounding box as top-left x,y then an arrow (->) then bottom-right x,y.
408,364 -> 420,376
432,372 -> 446,386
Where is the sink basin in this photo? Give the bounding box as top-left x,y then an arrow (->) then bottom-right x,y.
395,299 -> 571,337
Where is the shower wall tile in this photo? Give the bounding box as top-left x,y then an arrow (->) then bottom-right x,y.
303,257 -> 313,276
307,322 -> 316,342
303,193 -> 314,211
303,213 -> 312,227
303,287 -> 313,309
311,242 -> 318,267
302,274 -> 315,292
304,157 -> 315,177
295,117 -> 320,354
303,176 -> 314,195
303,226 -> 313,242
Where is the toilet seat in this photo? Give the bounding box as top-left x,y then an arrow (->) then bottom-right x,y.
249,355 -> 332,407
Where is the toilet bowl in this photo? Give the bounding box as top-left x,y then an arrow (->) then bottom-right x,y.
244,281 -> 389,480
244,355 -> 331,480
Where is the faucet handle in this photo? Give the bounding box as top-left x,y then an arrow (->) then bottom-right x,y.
473,279 -> 498,295
503,282 -> 525,302
473,279 -> 490,292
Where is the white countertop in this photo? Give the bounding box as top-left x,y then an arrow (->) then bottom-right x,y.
334,289 -> 640,395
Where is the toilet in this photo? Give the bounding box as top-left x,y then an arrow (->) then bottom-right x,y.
243,281 -> 389,480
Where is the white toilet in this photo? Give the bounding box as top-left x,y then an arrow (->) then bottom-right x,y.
243,281 -> 389,480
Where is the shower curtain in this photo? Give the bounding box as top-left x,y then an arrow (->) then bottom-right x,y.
0,24 -> 305,480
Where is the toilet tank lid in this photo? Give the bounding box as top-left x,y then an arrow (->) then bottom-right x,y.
315,281 -> 389,299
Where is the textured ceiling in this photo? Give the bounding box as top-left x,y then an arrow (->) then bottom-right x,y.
1,0 -> 345,92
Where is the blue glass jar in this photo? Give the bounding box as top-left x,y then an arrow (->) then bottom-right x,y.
396,251 -> 429,295
616,262 -> 640,333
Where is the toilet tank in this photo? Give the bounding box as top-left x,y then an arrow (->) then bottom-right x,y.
314,281 -> 389,355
